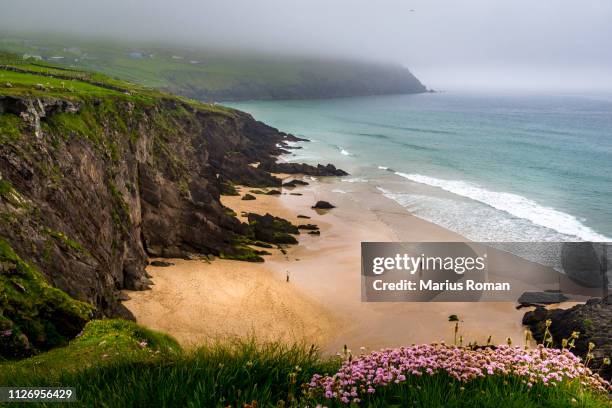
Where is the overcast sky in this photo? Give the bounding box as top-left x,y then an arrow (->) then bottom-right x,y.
1,0 -> 611,91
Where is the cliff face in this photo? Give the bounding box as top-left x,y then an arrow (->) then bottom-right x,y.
0,94 -> 294,320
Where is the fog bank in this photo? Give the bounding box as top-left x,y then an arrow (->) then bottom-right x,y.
1,0 -> 611,91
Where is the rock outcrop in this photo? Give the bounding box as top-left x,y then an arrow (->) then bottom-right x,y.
523,297 -> 611,380
283,179 -> 309,188
259,161 -> 348,177
246,213 -> 299,245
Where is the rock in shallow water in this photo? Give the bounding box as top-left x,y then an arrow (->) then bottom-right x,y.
283,179 -> 309,188
312,200 -> 335,209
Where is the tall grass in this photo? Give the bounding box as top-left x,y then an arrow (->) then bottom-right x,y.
1,320 -> 610,407
2,337 -> 338,407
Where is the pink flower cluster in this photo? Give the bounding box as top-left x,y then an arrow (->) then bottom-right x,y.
308,344 -> 611,404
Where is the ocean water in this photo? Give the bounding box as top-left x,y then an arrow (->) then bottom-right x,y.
226,92 -> 612,242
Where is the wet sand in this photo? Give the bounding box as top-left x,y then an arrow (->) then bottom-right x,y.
124,177 -> 538,353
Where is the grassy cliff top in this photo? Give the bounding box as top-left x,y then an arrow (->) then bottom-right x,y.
0,52 -> 235,117
0,35 -> 427,101
0,52 -> 144,98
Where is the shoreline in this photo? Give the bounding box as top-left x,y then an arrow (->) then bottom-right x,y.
124,176 -> 541,353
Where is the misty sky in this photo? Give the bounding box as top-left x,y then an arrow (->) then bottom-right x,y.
1,0 -> 611,91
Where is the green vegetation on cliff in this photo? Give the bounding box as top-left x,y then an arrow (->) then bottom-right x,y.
0,238 -> 93,358
0,35 -> 427,101
1,320 -> 179,377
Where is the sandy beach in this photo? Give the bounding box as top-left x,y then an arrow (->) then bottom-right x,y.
124,176 -> 538,353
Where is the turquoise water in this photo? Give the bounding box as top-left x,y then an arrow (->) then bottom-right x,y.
226,93 -> 612,242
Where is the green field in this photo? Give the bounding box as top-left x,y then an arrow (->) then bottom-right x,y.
0,34 -> 427,101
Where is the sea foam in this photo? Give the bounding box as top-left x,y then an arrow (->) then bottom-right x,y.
336,145 -> 353,156
393,172 -> 610,242
342,177 -> 368,183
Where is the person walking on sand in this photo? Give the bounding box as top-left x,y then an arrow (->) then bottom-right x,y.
286,270 -> 290,283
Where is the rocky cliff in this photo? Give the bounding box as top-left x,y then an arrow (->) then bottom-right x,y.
0,94 -> 280,316
0,81 -> 342,329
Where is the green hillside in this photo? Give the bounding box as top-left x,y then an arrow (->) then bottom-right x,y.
0,35 -> 427,101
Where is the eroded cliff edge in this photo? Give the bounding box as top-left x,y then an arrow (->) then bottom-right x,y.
0,92 -> 331,325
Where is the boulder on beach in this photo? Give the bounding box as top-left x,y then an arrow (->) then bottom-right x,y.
297,214 -> 311,219
312,200 -> 335,209
266,189 -> 282,195
517,291 -> 569,306
241,193 -> 256,201
298,224 -> 319,231
150,260 -> 175,267
308,230 -> 321,235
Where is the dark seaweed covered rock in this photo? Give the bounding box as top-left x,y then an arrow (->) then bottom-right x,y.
241,193 -> 256,201
150,260 -> 174,267
260,161 -> 348,177
247,213 -> 299,245
266,189 -> 282,195
518,291 -> 569,306
283,134 -> 309,143
283,179 -> 309,188
298,224 -> 319,231
220,182 -> 240,196
251,241 -> 273,249
312,201 -> 335,209
522,297 -> 612,380
297,215 -> 311,219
